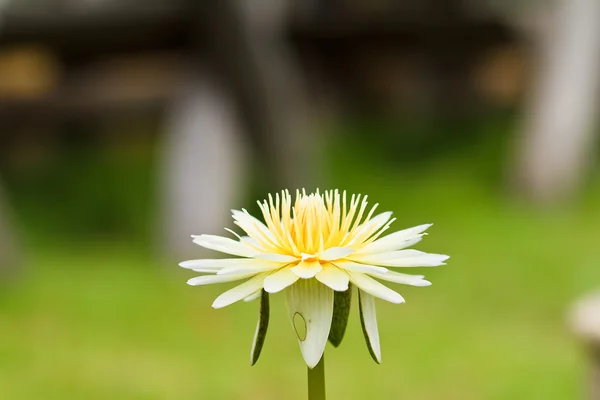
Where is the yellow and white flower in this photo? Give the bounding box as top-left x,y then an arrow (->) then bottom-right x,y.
180,189 -> 448,368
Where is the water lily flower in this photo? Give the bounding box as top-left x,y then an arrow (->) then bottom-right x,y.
180,189 -> 448,368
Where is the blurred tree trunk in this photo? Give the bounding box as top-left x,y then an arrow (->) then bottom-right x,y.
161,0 -> 318,259
513,0 -> 600,203
201,0 -> 319,193
0,182 -> 21,279
160,71 -> 249,259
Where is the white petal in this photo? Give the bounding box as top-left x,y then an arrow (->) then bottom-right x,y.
244,290 -> 262,302
367,270 -> 432,286
192,234 -> 257,257
286,279 -> 334,368
352,250 -> 449,267
291,260 -> 323,279
357,224 -> 432,255
263,268 -> 300,293
359,290 -> 381,363
320,247 -> 354,261
240,236 -> 263,250
232,209 -> 277,242
333,260 -> 388,274
187,272 -> 257,286
348,212 -> 393,244
179,258 -> 257,270
180,260 -> 221,270
347,271 -> 404,304
315,264 -> 349,291
256,253 -> 298,262
191,268 -> 224,273
212,273 -> 268,308
217,261 -> 279,275
361,211 -> 394,233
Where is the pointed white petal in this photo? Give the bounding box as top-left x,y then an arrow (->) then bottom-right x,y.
357,224 -> 432,255
179,258 -> 257,270
361,211 -> 394,232
232,209 -> 277,242
359,290 -> 381,363
349,212 -> 393,243
192,234 -> 257,257
263,267 -> 300,293
291,260 -> 323,279
352,250 -> 449,267
240,236 -> 263,250
256,253 -> 298,262
286,279 -> 334,368
315,264 -> 350,291
320,247 -> 354,261
244,290 -> 262,302
217,261 -> 279,275
333,260 -> 388,274
179,260 -> 220,270
347,271 -> 404,304
190,268 -> 224,273
371,211 -> 394,229
367,270 -> 432,286
212,273 -> 268,309
187,272 -> 257,286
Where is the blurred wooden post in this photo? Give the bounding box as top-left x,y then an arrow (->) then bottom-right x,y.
200,0 -> 319,192
0,182 -> 21,279
513,0 -> 600,203
570,292 -> 600,399
160,71 -> 248,259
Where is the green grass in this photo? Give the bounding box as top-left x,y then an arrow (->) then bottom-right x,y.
2,128 -> 600,399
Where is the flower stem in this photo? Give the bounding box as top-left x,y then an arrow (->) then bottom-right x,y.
307,355 -> 326,400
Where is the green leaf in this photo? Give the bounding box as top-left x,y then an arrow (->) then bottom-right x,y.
250,290 -> 270,366
358,290 -> 381,364
328,284 -> 352,347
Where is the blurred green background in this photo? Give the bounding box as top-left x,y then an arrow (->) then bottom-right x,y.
2,115 -> 600,399
2,1 -> 600,399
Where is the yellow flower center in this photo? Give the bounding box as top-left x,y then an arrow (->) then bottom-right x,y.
241,189 -> 395,258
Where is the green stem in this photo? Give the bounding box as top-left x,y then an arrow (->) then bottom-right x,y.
307,355 -> 326,400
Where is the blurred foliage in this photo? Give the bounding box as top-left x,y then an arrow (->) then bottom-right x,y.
332,110 -> 516,185
1,120 -> 159,247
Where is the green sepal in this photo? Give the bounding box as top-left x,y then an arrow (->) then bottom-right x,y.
250,289 -> 270,366
358,290 -> 381,364
328,284 -> 352,347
